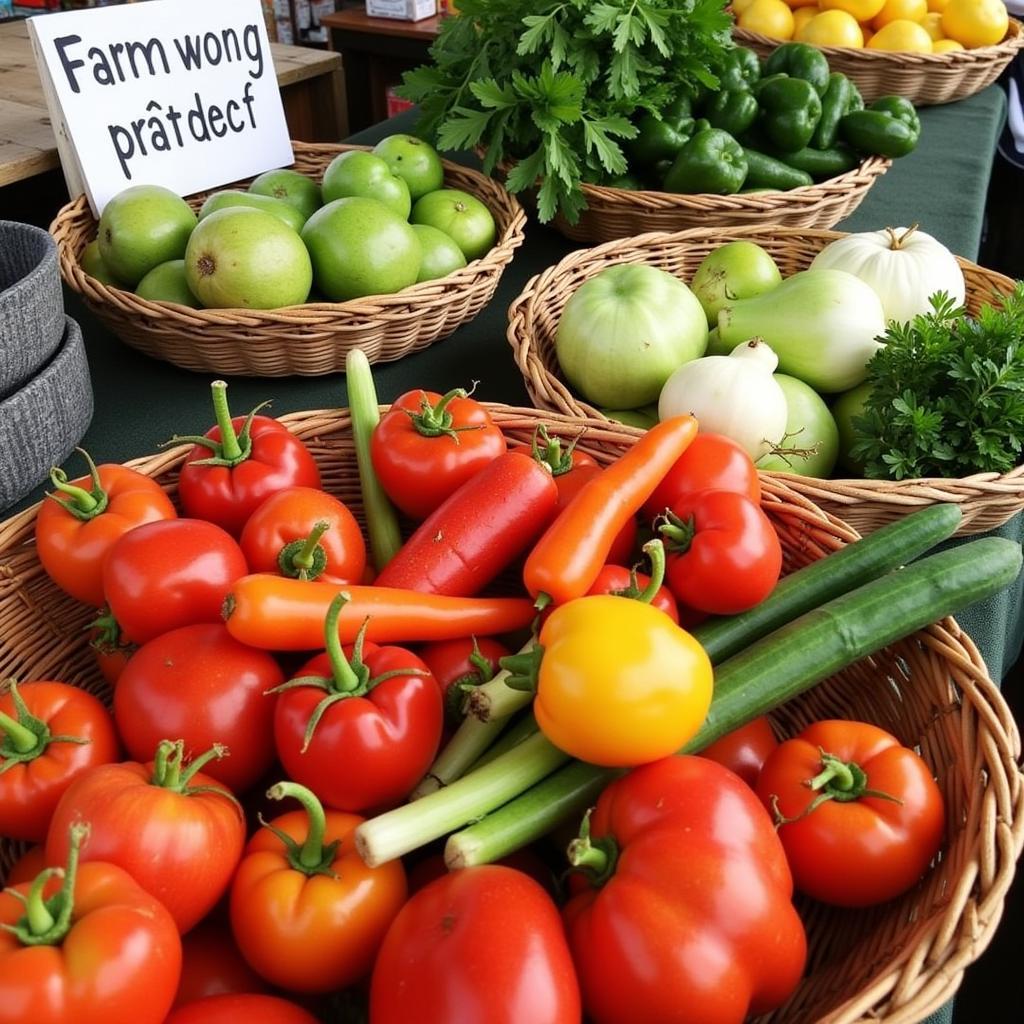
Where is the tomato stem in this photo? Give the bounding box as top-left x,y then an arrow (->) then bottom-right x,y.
0,709 -> 37,754
657,511 -> 696,555
0,680 -> 87,771
168,383 -> 269,468
46,449 -> 109,522
86,609 -> 134,656
405,385 -> 483,442
279,520 -> 331,580
211,379 -> 244,461
566,808 -> 619,887
151,738 -> 230,793
265,781 -> 339,876
530,424 -> 581,477
323,593 -> 366,694
611,539 -> 667,604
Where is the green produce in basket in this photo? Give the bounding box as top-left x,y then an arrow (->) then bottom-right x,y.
411,224 -> 467,283
742,149 -> 813,191
753,76 -> 822,154
600,406 -> 660,430
80,240 -> 123,287
372,133 -> 445,201
778,146 -> 858,181
758,373 -> 840,478
703,89 -> 759,139
763,41 -> 830,96
664,129 -> 748,196
717,47 -> 761,92
832,381 -> 871,475
249,168 -> 322,222
840,97 -> 921,160
321,151 -> 413,219
628,95 -> 696,169
690,241 -> 782,327
812,73 -> 855,151
135,260 -> 200,308
198,190 -> 306,233
411,189 -> 496,262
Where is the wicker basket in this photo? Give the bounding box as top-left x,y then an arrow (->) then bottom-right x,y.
1,404 -> 1021,1023
49,143 -> 527,377
507,225 -> 1024,536
734,17 -> 1024,106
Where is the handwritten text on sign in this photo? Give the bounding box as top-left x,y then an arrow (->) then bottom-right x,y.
30,0 -> 293,214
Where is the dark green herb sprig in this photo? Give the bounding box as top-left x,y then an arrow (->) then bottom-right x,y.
851,285 -> 1024,480
398,0 -> 731,223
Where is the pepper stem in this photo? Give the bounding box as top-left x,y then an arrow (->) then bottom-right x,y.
264,781 -> 340,876
637,540 -> 666,603
211,380 -> 243,461
404,385 -> 483,442
500,644 -> 544,694
323,593 -> 364,694
657,511 -> 696,555
46,450 -> 109,521
566,809 -> 619,888
278,521 -> 331,580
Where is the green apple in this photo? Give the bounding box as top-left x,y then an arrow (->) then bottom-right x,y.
80,239 -> 124,286
411,189 -> 496,262
301,197 -> 421,301
832,381 -> 873,475
97,184 -> 197,286
185,208 -> 312,309
199,190 -> 306,233
249,169 -> 321,222
372,134 -> 444,201
412,224 -> 466,283
321,151 -> 411,219
135,260 -> 200,308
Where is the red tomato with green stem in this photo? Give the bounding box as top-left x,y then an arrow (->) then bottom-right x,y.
176,380 -> 321,535
756,720 -> 946,907
173,921 -> 268,1008
370,387 -> 507,520
700,716 -> 778,788
230,781 -> 407,993
418,635 -> 510,730
34,449 -> 177,608
166,994 -> 320,1024
370,864 -> 581,1024
113,623 -> 283,793
658,489 -> 782,615
273,592 -> 443,812
563,756 -> 806,1024
0,823 -> 181,1024
102,518 -> 248,644
87,610 -> 136,686
45,740 -> 246,933
642,432 -> 761,521
0,679 -> 119,842
586,538 -> 679,622
239,485 -> 366,583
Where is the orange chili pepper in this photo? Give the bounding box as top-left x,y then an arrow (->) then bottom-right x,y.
523,416 -> 698,606
223,575 -> 536,651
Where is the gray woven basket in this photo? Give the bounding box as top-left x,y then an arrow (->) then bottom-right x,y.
0,316 -> 93,511
0,221 -> 65,399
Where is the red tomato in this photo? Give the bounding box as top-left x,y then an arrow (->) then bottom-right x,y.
700,716 -> 778,788
417,636 -> 510,728
564,757 -> 806,1024
177,382 -> 321,535
5,845 -> 46,886
239,485 -> 366,583
371,388 -> 507,519
757,720 -> 946,907
102,518 -> 248,644
174,920 -> 267,1007
230,783 -> 407,993
34,453 -> 176,607
113,624 -> 282,793
642,432 -> 761,521
87,612 -> 135,686
551,452 -> 636,565
585,539 -> 679,622
0,680 -> 119,842
166,994 -> 320,1024
660,489 -> 782,614
370,865 -> 581,1024
0,826 -> 181,1024
45,741 -> 245,933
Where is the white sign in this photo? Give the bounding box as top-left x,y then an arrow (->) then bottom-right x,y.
29,0 -> 294,215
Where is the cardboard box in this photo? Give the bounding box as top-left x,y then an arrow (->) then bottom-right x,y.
366,0 -> 436,22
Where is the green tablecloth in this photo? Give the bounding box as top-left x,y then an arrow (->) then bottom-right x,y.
3,81 -> 1015,1024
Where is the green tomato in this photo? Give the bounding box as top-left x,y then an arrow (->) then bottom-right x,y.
372,134 -> 445,201
249,169 -> 321,222
321,151 -> 412,219
412,224 -> 467,283
80,240 -> 124,287
832,381 -> 872,475
199,190 -> 306,233
690,241 -> 782,327
600,406 -> 659,429
555,264 -> 708,409
135,259 -> 200,308
758,373 -> 839,477
411,189 -> 496,262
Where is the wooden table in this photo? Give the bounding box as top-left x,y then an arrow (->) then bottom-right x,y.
322,7 -> 440,133
0,19 -> 347,189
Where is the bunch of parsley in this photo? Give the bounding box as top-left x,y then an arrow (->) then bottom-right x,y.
851,285 -> 1024,480
397,0 -> 731,223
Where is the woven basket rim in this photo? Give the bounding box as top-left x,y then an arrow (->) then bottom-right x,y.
735,14 -> 1023,64
50,141 -> 527,326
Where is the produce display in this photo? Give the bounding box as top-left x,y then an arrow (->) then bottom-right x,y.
3,347 -> 1021,1023
81,135 -> 497,309
735,0 -> 1011,52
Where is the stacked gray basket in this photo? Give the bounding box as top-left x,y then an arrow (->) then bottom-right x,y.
0,221 -> 93,510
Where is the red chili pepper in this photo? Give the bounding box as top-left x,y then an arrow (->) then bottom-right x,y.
176,381 -> 321,535
374,452 -> 559,596
523,416 -> 698,606
223,575 -> 537,651
585,540 -> 679,622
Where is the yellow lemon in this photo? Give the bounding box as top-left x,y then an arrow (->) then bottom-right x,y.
821,0 -> 886,21
794,5 -> 822,32
785,0 -> 821,9
739,0 -> 797,38
941,0 -> 1009,47
932,35 -> 965,48
733,0 -> 760,15
927,0 -> 950,11
920,11 -> 947,37
873,0 -> 928,29
798,8 -> 866,44
860,22 -> 875,41
868,18 -> 935,47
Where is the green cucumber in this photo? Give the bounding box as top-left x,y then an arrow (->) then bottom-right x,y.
779,145 -> 858,180
693,503 -> 962,663
741,148 -> 813,190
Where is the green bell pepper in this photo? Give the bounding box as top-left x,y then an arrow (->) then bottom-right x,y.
763,42 -> 830,96
718,47 -> 761,92
754,76 -> 822,153
704,89 -> 759,138
778,145 -> 858,180
742,148 -> 813,190
839,95 -> 921,159
811,73 -> 853,150
628,95 -> 695,168
664,128 -> 748,195
603,173 -> 643,190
